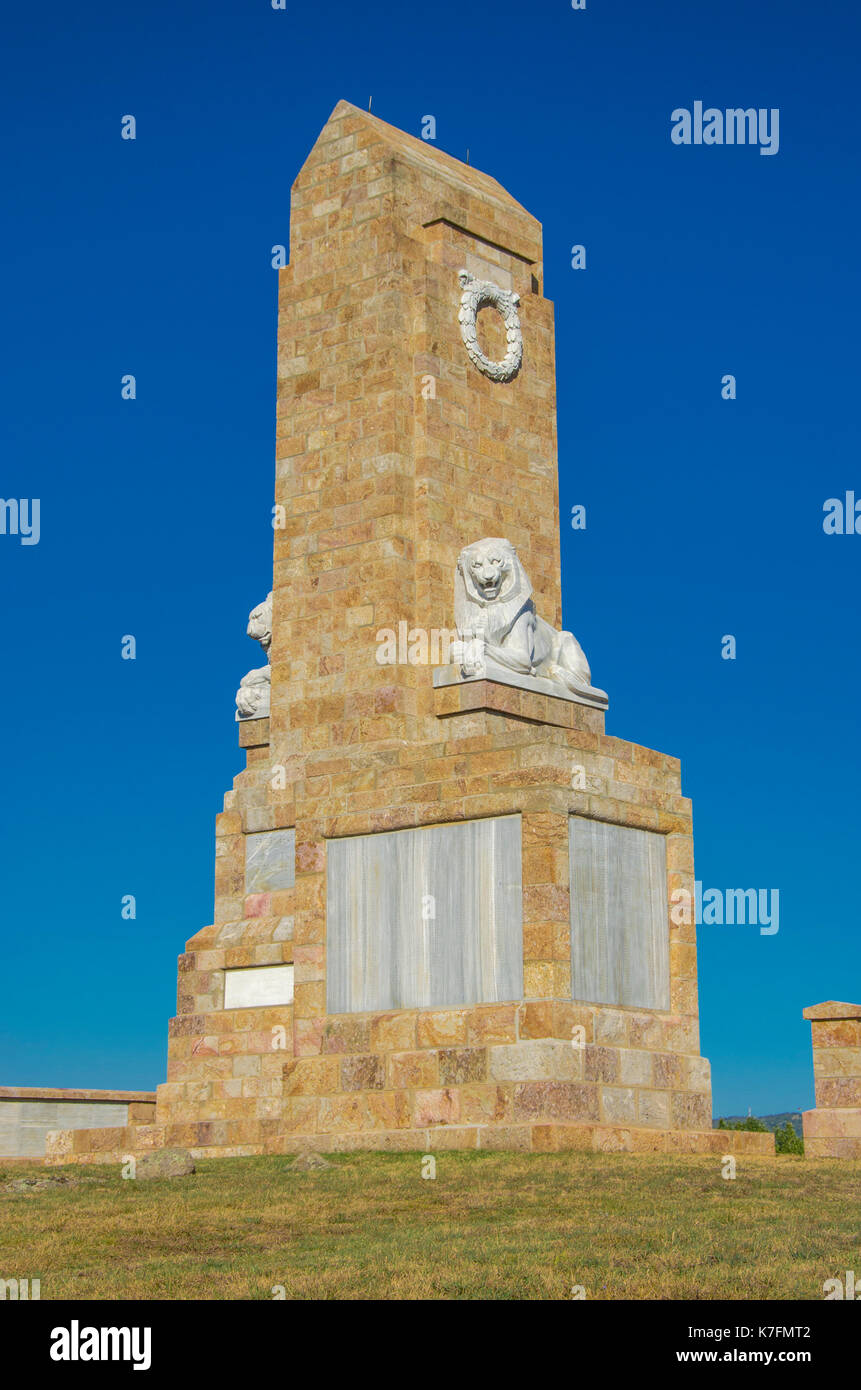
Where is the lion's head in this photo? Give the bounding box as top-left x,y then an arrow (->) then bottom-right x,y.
247,592 -> 273,656
454,538 -> 532,641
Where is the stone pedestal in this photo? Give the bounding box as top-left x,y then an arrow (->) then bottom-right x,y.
49,672 -> 773,1161
801,1001 -> 861,1158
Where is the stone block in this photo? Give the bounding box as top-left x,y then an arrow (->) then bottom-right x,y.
594,1010 -> 628,1046
438,1048 -> 487,1084
478,1125 -> 532,1151
413,1089 -> 460,1126
638,1090 -> 670,1128
653,1053 -> 683,1089
387,1051 -> 439,1089
516,1001 -> 555,1039
600,1087 -> 636,1124
365,1091 -> 412,1130
813,1046 -> 861,1079
816,1078 -> 861,1109
803,1106 -> 861,1137
683,1056 -> 711,1093
417,1010 -> 468,1048
317,1095 -> 368,1133
322,1018 -> 370,1054
511,1081 -> 599,1123
369,1012 -> 417,1052
618,1049 -> 652,1087
426,1126 -> 479,1150
459,1084 -> 510,1124
487,1039 -> 582,1082
671,1091 -> 712,1130
282,1057 -> 340,1096
584,1046 -> 619,1083
467,1004 -> 518,1045
341,1054 -> 386,1091
627,1127 -> 667,1154
592,1126 -> 634,1153
812,1019 -> 861,1047
806,1135 -> 861,1158
628,1014 -> 668,1050
531,1123 -> 594,1152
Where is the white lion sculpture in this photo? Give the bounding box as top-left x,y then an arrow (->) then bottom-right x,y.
453,538 -> 606,703
235,592 -> 273,720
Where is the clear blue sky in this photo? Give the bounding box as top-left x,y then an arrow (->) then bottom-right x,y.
1,0 -> 858,1117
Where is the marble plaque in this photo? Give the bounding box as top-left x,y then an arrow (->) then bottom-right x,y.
245,828 -> 295,893
569,816 -> 669,1010
223,964 -> 294,1009
327,815 -> 523,1014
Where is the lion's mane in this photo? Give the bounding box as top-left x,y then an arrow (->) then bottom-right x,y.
454,538 -> 534,643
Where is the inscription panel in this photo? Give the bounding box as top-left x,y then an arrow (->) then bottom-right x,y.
569,816 -> 669,1011
327,816 -> 523,1014
223,964 -> 294,1009
245,828 -> 295,894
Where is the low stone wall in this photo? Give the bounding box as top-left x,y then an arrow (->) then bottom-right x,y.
0,1087 -> 156,1159
801,1002 -> 861,1158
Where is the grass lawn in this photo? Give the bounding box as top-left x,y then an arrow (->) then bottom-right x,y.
2,1151 -> 859,1300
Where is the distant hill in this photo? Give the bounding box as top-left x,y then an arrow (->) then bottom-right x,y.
716,1112 -> 803,1137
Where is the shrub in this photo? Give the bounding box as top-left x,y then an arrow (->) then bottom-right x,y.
775,1121 -> 804,1155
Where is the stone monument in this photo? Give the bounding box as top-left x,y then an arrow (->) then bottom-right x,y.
47,101 -> 773,1164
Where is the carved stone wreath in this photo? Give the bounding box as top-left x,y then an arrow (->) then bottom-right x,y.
457,270 -> 522,382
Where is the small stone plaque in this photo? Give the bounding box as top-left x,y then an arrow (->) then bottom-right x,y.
244,828 -> 295,893
223,964 -> 294,1010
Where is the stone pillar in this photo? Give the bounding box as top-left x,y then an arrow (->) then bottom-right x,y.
801,1001 -> 861,1157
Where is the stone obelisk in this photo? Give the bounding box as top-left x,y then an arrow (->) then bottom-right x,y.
47,102 -> 773,1164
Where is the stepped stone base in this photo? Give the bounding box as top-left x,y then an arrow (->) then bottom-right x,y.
47,995 -> 737,1164
45,1008 -> 776,1164
45,1119 -> 774,1164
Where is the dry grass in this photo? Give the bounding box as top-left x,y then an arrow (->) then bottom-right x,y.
1,1151 -> 859,1300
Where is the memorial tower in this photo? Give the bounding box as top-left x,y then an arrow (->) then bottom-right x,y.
48,102 -> 773,1163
